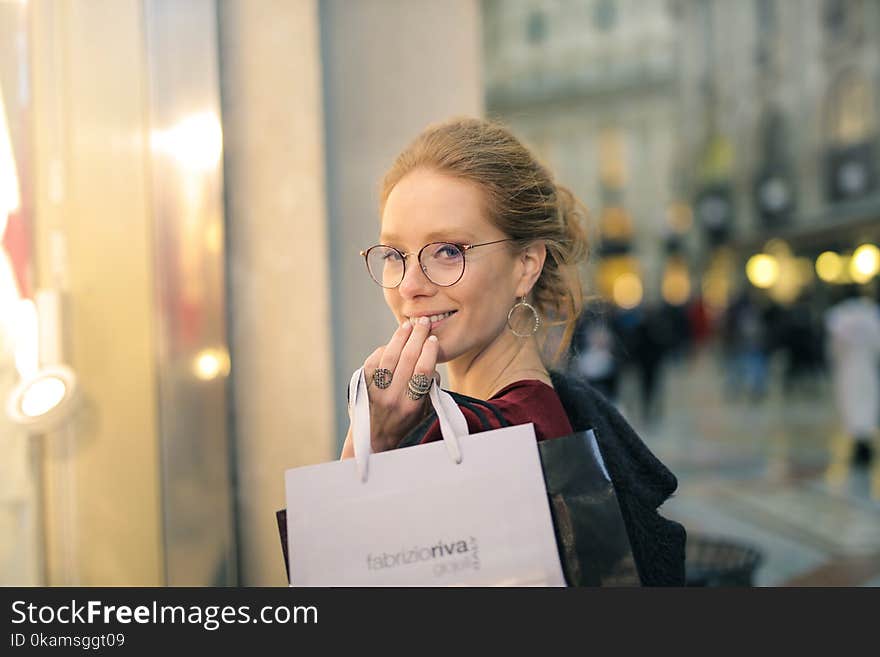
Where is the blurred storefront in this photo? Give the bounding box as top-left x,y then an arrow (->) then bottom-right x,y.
675,0 -> 880,311
1,0 -> 235,586
484,0 -> 880,324
1,0 -> 36,586
0,0 -> 482,586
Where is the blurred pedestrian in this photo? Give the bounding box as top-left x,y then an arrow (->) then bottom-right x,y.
569,303 -> 621,403
779,291 -> 824,397
722,290 -> 770,402
631,303 -> 676,424
824,284 -> 880,466
686,294 -> 713,347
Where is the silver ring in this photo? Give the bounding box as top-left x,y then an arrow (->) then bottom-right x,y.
372,368 -> 393,389
406,373 -> 432,401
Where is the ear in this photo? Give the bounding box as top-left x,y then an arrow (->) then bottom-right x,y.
516,240 -> 546,298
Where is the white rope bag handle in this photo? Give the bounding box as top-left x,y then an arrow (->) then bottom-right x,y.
349,367 -> 467,482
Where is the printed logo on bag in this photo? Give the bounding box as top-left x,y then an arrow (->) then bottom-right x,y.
366,536 -> 480,578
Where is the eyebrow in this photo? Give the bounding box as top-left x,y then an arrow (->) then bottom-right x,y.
378,230 -> 478,245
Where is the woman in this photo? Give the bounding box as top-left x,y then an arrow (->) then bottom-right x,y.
825,284 -> 880,466
341,118 -> 685,586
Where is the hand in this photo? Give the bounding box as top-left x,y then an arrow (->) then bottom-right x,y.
341,317 -> 439,458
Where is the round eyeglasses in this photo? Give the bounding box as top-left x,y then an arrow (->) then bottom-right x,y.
360,239 -> 514,288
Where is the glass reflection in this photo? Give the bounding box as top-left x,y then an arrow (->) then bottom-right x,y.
0,0 -> 39,586
150,111 -> 223,174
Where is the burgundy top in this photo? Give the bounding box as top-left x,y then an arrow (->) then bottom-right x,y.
419,379 -> 574,444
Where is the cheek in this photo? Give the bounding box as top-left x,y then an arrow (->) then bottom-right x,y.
383,290 -> 402,317
460,288 -> 509,332
479,297 -> 512,331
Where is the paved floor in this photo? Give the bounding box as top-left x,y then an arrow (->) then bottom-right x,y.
615,345 -> 880,587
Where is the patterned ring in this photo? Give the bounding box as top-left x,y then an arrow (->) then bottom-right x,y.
406,373 -> 432,401
372,368 -> 393,389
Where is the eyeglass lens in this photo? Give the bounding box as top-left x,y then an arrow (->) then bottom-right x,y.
366,243 -> 465,288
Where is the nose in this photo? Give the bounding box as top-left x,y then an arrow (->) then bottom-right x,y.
397,256 -> 435,300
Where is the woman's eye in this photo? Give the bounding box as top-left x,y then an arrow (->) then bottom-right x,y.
383,250 -> 402,262
436,245 -> 461,258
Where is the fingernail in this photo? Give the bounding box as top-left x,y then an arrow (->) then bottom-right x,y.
400,319 -> 411,329
428,335 -> 438,343
419,316 -> 430,326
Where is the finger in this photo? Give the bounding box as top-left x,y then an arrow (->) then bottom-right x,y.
374,320 -> 413,389
393,316 -> 431,394
405,335 -> 439,405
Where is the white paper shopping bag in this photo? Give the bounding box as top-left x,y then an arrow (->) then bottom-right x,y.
284,368 -> 566,586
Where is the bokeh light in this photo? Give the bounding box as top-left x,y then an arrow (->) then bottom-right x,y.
151,112 -> 223,173
19,376 -> 67,418
746,254 -> 780,289
816,251 -> 843,283
193,348 -> 231,381
850,243 -> 880,284
662,261 -> 691,306
613,273 -> 643,309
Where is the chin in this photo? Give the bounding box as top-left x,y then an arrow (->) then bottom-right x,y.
432,337 -> 463,365
435,343 -> 451,364
433,337 -> 475,366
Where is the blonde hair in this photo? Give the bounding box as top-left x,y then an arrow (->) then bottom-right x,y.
380,117 -> 589,362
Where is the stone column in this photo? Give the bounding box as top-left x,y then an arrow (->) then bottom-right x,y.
219,0 -> 336,586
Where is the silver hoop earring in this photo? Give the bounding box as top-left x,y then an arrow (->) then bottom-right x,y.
507,297 -> 541,337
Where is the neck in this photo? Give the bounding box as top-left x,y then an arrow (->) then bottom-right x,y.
446,330 -> 550,400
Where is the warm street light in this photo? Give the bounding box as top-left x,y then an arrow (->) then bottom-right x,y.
816,251 -> 843,283
662,260 -> 691,306
850,243 -> 880,284
746,254 -> 780,289
613,273 -> 643,309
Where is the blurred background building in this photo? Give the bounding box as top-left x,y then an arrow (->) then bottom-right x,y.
1,0 -> 878,587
